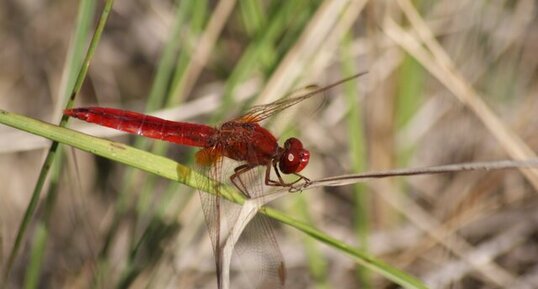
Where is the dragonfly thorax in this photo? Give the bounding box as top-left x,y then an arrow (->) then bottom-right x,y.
216,121 -> 279,166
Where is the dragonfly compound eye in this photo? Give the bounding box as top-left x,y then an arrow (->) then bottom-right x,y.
279,138 -> 310,174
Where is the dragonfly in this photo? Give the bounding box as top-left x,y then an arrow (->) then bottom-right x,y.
64,73 -> 366,289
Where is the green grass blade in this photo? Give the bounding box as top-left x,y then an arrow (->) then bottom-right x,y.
2,0 -> 110,283
341,34 -> 371,288
263,207 -> 427,289
23,224 -> 47,289
21,0 -> 97,286
292,195 -> 329,289
23,151 -> 63,289
61,0 -> 96,102
239,0 -> 265,36
396,55 -> 424,165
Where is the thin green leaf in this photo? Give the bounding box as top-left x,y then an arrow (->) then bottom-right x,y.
3,0 -> 111,283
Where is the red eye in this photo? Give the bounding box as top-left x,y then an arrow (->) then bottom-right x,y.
279,138 -> 310,174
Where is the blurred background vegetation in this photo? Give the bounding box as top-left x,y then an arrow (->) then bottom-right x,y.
1,0 -> 538,288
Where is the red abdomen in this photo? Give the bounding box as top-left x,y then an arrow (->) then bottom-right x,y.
65,107 -> 217,147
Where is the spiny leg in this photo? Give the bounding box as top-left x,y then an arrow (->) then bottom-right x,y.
264,162 -> 283,186
289,172 -> 312,192
264,160 -> 311,190
230,164 -> 256,198
231,162 -> 312,196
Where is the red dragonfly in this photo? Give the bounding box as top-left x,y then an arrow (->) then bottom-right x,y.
64,73 -> 364,288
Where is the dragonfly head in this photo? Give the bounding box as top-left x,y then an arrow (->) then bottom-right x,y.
279,138 -> 310,174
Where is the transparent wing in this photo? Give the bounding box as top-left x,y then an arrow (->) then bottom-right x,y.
237,85 -> 322,123
230,166 -> 286,289
196,148 -> 285,289
196,147 -> 235,289
237,72 -> 367,123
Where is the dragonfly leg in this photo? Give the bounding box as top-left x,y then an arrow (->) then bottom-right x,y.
264,162 -> 285,186
289,173 -> 311,192
230,164 -> 256,198
264,161 -> 310,192
293,173 -> 311,185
